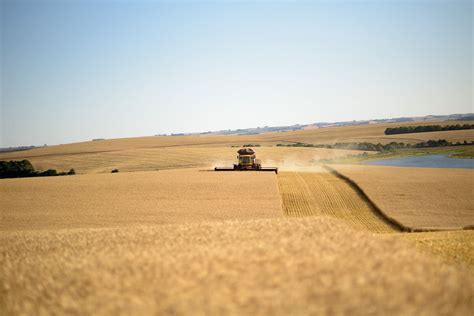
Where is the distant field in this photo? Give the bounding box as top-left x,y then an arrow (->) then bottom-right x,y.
1,120 -> 472,159
330,165 -> 474,230
261,120 -> 474,145
2,217 -> 472,315
0,147 -> 364,174
0,169 -> 281,231
2,120 -> 472,174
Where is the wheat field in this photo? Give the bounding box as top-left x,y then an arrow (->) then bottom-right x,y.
1,168 -> 473,314
2,122 -> 474,315
0,169 -> 281,231
276,167 -> 474,272
330,165 -> 474,230
2,217 -> 473,315
401,230 -> 474,273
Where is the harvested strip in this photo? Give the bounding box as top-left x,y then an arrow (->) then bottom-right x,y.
277,170 -> 397,233
277,172 -> 316,217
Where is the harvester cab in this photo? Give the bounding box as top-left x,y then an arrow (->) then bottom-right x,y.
235,148 -> 260,170
215,148 -> 278,174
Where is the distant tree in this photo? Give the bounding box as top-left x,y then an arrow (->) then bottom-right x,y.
0,160 -> 75,179
39,169 -> 58,177
0,160 -> 35,178
385,124 -> 474,135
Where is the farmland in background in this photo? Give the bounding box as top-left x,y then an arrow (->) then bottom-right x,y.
0,147 -> 366,175
1,119 -> 473,175
1,119 -> 468,156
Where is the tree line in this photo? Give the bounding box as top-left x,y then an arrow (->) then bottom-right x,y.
276,139 -> 474,152
0,160 -> 75,179
385,124 -> 474,135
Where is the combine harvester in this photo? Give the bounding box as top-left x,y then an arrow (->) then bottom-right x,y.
214,148 -> 278,174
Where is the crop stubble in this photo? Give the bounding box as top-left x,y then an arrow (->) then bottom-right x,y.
277,168 -> 396,233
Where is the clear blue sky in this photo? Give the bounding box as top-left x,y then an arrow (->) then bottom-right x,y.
1,0 -> 472,147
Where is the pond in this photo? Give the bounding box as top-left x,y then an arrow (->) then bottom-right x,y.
365,154 -> 474,169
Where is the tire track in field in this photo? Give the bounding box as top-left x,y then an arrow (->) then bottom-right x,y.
277,170 -> 398,233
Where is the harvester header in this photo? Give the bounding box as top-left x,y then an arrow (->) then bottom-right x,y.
214,148 -> 278,174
